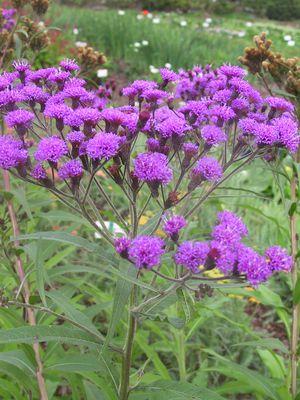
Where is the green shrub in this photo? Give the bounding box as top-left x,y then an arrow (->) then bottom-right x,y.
266,0 -> 300,20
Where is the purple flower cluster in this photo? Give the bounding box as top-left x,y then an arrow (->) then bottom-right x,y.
172,211 -> 292,285
133,152 -> 173,184
1,8 -> 16,32
115,236 -> 165,269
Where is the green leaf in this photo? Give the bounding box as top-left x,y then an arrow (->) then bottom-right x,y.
289,202 -> 297,217
131,380 -> 226,399
0,350 -> 36,376
45,354 -> 106,372
83,381 -> 107,400
103,261 -> 136,350
203,351 -> 280,400
0,326 -> 102,348
13,231 -> 96,251
233,338 -> 288,354
293,276 -> 300,305
46,290 -> 100,337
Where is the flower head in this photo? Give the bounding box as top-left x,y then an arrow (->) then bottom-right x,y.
175,241 -> 209,273
192,156 -> 223,182
128,235 -> 165,269
0,135 -> 28,170
163,214 -> 187,238
201,125 -> 226,146
58,159 -> 83,179
35,135 -> 68,163
265,245 -> 292,272
86,132 -> 122,160
59,59 -> 80,72
133,152 -> 173,184
160,68 -> 178,83
5,109 -> 34,129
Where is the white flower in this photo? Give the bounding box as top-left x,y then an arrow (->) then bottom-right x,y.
137,14 -> 143,20
284,34 -> 292,41
165,63 -> 172,69
75,41 -> 87,48
73,28 -> 79,35
149,65 -> 159,74
202,22 -> 209,28
205,17 -> 212,23
134,42 -> 141,47
147,13 -> 153,19
153,17 -> 160,24
238,31 -> 246,37
245,21 -> 253,27
94,221 -> 125,239
97,69 -> 108,78
180,20 -> 187,27
288,40 -> 296,46
142,40 -> 149,46
38,21 -> 45,29
118,10 -> 125,15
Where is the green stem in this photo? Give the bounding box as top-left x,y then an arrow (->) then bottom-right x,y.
119,286 -> 137,400
177,329 -> 187,381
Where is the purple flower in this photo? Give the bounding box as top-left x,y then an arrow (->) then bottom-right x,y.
5,109 -> 34,129
86,132 -> 122,160
115,237 -> 131,256
59,59 -> 80,72
0,72 -> 18,90
21,85 -> 49,104
128,235 -> 165,269
67,131 -> 85,145
212,89 -> 233,103
175,241 -> 209,273
157,115 -> 188,138
219,65 -> 247,78
131,80 -> 158,94
0,135 -> 28,170
254,123 -> 278,146
212,210 -> 248,246
163,214 -> 187,238
209,105 -> 236,123
25,68 -> 56,84
48,70 -> 71,83
147,138 -> 161,152
58,159 -> 83,179
182,142 -> 198,158
272,116 -> 299,153
122,86 -> 138,98
237,245 -> 271,286
44,103 -> 72,120
0,89 -> 25,110
76,107 -> 101,126
133,152 -> 173,184
35,135 -> 68,163
231,98 -> 250,113
100,108 -> 125,126
12,59 -> 31,73
266,96 -> 294,113
265,246 -> 293,272
160,68 -> 178,83
201,125 -> 226,146
62,85 -> 89,100
2,8 -> 16,19
31,163 -> 48,181
142,89 -> 168,103
63,111 -> 83,129
192,157 -> 223,182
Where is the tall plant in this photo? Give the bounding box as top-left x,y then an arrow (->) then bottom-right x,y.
0,55 -> 297,398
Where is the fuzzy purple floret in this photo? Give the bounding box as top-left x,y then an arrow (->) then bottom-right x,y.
59,59 -> 80,72
133,152 -> 173,184
0,135 -> 28,169
163,215 -> 187,236
175,241 -> 210,273
128,235 -> 165,269
265,245 -> 293,272
192,156 -> 223,181
115,237 -> 131,255
86,132 -> 122,160
201,125 -> 226,145
5,109 -> 34,128
35,135 -> 68,163
58,159 -> 83,179
31,163 -> 47,180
